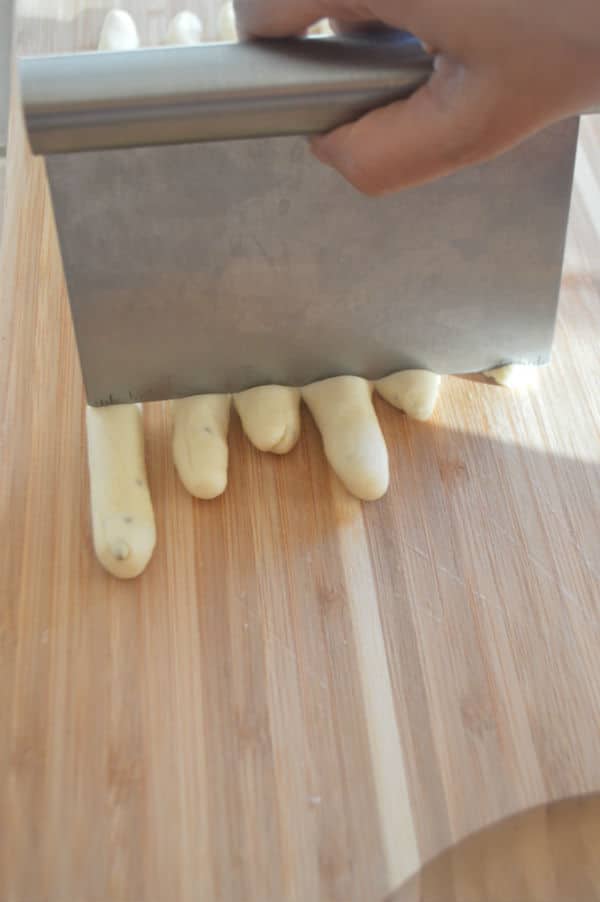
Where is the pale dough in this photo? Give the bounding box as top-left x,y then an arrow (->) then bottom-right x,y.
234,385 -> 301,454
307,19 -> 333,36
302,376 -> 389,501
98,9 -> 139,50
86,405 -> 156,579
484,364 -> 540,388
217,1 -> 238,41
89,16 -> 156,581
172,395 -> 231,499
376,370 -> 441,421
165,10 -> 203,45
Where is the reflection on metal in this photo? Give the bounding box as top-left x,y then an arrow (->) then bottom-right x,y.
20,35 -> 432,153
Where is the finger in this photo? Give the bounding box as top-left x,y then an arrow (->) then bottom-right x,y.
376,370 -> 441,421
302,376 -> 389,501
172,395 -> 231,500
329,17 -> 399,35
234,0 -> 366,37
86,404 -> 156,579
234,386 -> 301,454
311,56 -> 492,194
330,18 -> 435,55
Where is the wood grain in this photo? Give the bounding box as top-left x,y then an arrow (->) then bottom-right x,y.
0,158 -> 6,240
1,10 -> 600,899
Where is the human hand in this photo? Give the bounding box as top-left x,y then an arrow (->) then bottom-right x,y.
234,0 -> 600,194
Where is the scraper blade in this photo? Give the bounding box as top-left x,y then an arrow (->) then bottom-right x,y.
19,37 -> 578,405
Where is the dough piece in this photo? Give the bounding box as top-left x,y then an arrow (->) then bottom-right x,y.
86,404 -> 156,579
308,19 -> 333,36
302,376 -> 389,501
217,1 -> 238,41
98,9 -> 140,51
234,385 -> 301,454
165,10 -> 203,45
376,370 -> 441,421
484,364 -> 540,388
172,395 -> 231,499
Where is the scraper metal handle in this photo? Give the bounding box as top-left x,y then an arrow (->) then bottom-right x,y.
19,33 -> 433,155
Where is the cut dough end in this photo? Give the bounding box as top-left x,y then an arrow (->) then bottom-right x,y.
484,364 -> 540,389
179,467 -> 229,500
165,10 -> 203,45
97,513 -> 156,578
172,395 -> 231,500
86,405 -> 156,579
270,424 -> 298,455
338,429 -> 389,500
303,376 -> 389,501
376,370 -> 441,421
308,19 -> 333,36
234,385 -> 301,455
98,9 -> 140,51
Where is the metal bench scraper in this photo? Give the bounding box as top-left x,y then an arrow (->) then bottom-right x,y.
19,32 -> 579,406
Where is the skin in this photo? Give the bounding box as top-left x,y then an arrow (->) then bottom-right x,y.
234,0 -> 600,194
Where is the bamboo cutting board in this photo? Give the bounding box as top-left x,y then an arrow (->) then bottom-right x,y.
1,9 -> 600,900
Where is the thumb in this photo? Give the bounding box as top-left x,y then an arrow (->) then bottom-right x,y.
310,56 -> 494,195
234,0 -> 328,36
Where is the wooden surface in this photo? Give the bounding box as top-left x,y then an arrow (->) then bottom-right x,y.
1,12 -> 600,899
0,158 -> 5,240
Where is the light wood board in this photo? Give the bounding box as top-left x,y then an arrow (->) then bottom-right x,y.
1,9 -> 600,900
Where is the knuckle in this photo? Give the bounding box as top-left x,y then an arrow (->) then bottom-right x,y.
424,65 -> 498,169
